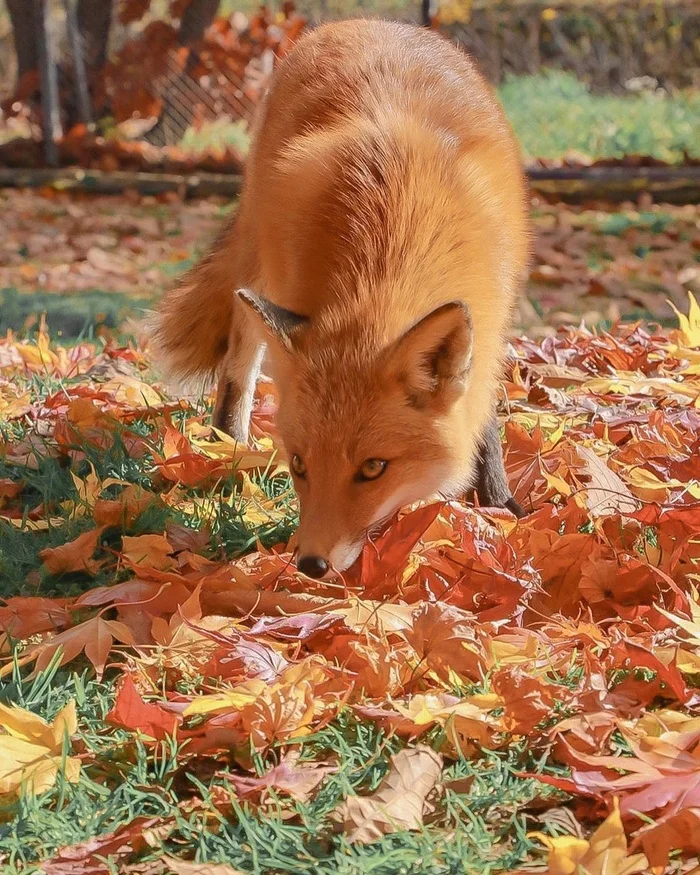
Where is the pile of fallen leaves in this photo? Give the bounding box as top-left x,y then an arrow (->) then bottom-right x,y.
0,295 -> 699,873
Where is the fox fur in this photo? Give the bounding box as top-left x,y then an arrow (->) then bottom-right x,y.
150,19 -> 530,574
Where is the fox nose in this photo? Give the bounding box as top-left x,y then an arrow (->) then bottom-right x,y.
297,555 -> 329,579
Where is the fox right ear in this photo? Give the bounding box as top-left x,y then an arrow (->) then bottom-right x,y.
387,301 -> 474,412
236,288 -> 309,351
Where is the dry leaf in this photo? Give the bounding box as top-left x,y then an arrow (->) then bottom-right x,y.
333,745 -> 442,843
574,445 -> 638,517
161,857 -> 247,875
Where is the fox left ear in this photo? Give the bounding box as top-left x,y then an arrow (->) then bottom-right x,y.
237,288 -> 309,351
387,301 -> 473,410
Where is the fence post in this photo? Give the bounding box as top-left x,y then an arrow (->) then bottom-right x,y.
35,0 -> 62,166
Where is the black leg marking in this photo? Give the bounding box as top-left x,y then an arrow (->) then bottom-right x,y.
213,378 -> 234,434
475,415 -> 526,518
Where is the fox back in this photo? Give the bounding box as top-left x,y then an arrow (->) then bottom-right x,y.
151,19 -> 530,573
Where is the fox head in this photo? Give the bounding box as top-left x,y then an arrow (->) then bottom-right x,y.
238,288 -> 475,578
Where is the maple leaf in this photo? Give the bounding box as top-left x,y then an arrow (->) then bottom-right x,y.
238,472 -> 288,526
632,807 -> 700,874
332,745 -> 442,843
93,483 -> 159,527
41,816 -> 161,875
491,665 -> 560,734
669,291 -> 700,349
529,799 -> 648,875
29,616 -> 136,680
551,722 -> 700,820
62,464 -> 126,520
106,673 -> 180,740
120,533 -> 176,573
0,700 -> 80,796
0,596 -> 70,639
401,602 -> 486,686
224,750 -> 337,804
573,445 -> 638,518
39,526 -> 107,577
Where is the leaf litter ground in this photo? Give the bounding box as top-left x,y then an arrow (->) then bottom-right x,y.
1,189 -> 699,337
0,204 -> 700,873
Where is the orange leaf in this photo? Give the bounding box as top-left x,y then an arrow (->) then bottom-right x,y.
30,616 -> 135,679
39,527 -> 107,577
106,673 -> 180,740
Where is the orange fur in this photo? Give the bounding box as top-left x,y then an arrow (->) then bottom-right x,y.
151,19 -> 530,572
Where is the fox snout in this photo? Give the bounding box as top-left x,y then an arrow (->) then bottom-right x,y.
295,520 -> 366,578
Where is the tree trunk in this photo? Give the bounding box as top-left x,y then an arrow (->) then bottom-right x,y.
145,0 -> 221,146
35,0 -> 62,166
178,0 -> 221,46
7,0 -> 39,86
65,0 -> 93,125
76,0 -> 113,73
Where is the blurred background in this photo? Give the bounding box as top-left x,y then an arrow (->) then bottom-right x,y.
0,0 -> 698,339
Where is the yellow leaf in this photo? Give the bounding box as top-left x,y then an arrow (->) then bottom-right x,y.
0,516 -> 65,531
0,700 -> 80,797
102,374 -> 162,408
183,680 -> 267,717
624,467 -> 700,499
669,291 -> 700,349
63,465 -> 126,519
239,473 -> 289,527
530,832 -> 588,874
121,533 -> 175,571
531,799 -> 648,875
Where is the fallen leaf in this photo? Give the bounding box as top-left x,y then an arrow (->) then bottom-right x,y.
29,616 -> 136,679
161,857 -> 247,875
332,745 -> 442,843
106,673 -> 180,740
41,817 -> 161,874
574,445 -> 638,517
39,527 -> 107,576
530,799 -> 648,874
0,700 -> 80,796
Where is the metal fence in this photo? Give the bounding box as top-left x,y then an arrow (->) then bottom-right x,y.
0,1 -> 428,169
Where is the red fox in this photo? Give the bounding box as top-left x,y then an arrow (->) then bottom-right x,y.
150,19 -> 530,578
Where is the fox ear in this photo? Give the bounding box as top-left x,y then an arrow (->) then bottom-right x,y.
237,288 -> 309,350
387,301 -> 473,410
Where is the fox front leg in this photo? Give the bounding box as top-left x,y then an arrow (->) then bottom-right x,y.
212,319 -> 265,444
473,414 -> 526,518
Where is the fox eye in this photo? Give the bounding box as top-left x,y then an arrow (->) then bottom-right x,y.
356,459 -> 388,482
290,454 -> 307,479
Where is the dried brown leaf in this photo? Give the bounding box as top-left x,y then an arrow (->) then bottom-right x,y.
333,745 -> 442,843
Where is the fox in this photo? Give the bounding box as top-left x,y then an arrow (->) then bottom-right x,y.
150,19 -> 530,579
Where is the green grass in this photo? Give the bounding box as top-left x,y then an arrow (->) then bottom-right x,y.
0,288 -> 155,340
500,70 -> 700,162
0,658 -> 560,875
